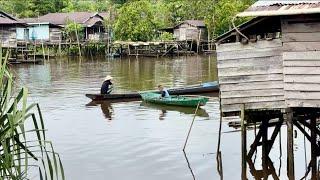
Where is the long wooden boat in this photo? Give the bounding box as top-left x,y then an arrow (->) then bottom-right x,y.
140,92 -> 209,107
85,81 -> 218,101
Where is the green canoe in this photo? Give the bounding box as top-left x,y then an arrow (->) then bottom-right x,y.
140,92 -> 209,107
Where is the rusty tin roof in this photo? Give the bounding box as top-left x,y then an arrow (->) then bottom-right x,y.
0,17 -> 20,24
175,20 -> 206,28
36,12 -> 104,27
0,10 -> 25,25
237,0 -> 320,17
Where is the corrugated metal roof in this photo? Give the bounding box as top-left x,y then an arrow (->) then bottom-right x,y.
20,18 -> 62,27
0,10 -> 17,21
253,0 -> 320,6
86,16 -> 104,27
0,17 -> 23,25
20,18 -> 38,23
175,20 -> 206,28
237,0 -> 320,17
0,10 -> 26,26
37,12 -> 104,27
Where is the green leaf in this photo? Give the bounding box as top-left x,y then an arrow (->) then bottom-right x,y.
45,151 -> 53,180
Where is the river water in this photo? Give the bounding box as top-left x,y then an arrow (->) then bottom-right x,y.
12,55 -> 311,180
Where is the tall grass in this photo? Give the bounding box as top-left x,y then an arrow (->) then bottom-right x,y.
0,48 -> 64,179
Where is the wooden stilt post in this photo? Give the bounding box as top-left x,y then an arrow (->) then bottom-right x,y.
47,45 -> 50,60
207,31 -> 210,51
261,118 -> 268,180
128,44 -> 131,56
41,41 -> 45,61
75,27 -> 82,57
33,41 -> 36,61
135,46 -> 138,59
311,115 -> 317,180
67,44 -> 70,56
104,42 -> 111,56
197,29 -> 201,54
241,104 -> 247,180
106,35 -> 109,56
165,43 -> 167,55
286,108 -> 295,180
58,42 -> 61,56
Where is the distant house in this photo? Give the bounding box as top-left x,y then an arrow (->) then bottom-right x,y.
0,11 -> 25,47
173,20 -> 207,41
37,12 -> 107,42
98,12 -> 113,41
19,18 -> 63,43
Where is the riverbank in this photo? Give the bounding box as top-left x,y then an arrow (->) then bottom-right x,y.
6,40 -> 216,64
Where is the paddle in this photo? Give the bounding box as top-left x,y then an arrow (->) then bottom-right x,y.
183,102 -> 201,151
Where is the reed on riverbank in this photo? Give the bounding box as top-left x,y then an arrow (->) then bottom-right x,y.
0,47 -> 64,179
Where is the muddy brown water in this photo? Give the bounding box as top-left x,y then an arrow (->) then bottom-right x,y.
12,55 -> 311,180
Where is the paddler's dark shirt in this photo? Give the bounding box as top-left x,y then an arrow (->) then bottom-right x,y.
101,80 -> 112,94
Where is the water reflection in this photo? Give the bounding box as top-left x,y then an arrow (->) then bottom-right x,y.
87,100 -> 210,121
183,151 -> 196,180
233,115 -> 320,180
140,102 -> 209,118
12,56 -> 222,180
237,117 -> 285,180
100,102 -> 113,120
159,109 -> 167,121
247,156 -> 279,179
15,54 -> 316,180
86,100 -> 121,120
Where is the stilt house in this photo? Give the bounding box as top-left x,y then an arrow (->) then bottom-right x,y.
39,12 -> 107,42
18,18 -> 63,43
0,11 -> 25,47
216,0 -> 320,114
173,20 -> 207,41
217,1 -> 320,179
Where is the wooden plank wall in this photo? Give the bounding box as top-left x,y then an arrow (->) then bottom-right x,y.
282,19 -> 320,108
186,27 -> 199,40
174,23 -> 207,41
217,39 -> 285,112
0,26 -> 17,48
50,28 -> 62,43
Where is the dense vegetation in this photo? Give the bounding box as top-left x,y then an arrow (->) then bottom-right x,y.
0,0 -> 255,41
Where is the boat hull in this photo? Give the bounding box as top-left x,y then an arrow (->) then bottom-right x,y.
86,82 -> 218,101
140,93 -> 209,107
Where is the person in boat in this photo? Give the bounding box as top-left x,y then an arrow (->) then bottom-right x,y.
158,85 -> 170,98
101,75 -> 113,94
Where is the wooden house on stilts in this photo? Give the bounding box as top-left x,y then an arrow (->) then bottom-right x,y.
216,0 -> 320,179
0,11 -> 25,48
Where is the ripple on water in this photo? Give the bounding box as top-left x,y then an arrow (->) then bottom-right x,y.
12,57 -> 225,180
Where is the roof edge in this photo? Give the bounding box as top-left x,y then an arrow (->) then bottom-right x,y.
252,1 -> 320,7
174,20 -> 206,28
237,7 -> 320,17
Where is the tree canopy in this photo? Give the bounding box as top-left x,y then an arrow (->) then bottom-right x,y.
112,0 -> 255,41
114,0 -> 157,41
0,0 -> 256,41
